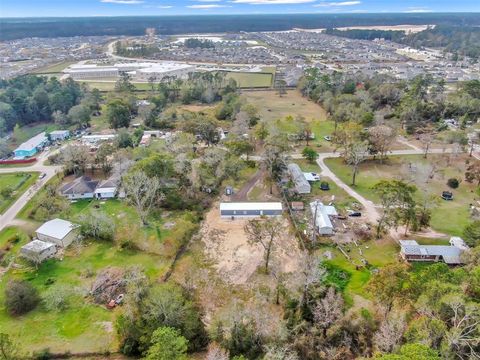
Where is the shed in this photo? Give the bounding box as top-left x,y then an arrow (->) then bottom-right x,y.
310,201 -> 338,236
49,130 -> 70,141
95,179 -> 118,199
13,132 -> 48,159
36,219 -> 79,248
287,163 -> 311,194
220,202 -> 283,218
20,240 -> 57,263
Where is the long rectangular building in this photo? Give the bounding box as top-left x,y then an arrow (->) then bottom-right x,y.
220,202 -> 283,218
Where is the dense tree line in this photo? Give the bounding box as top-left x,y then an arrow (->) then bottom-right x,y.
184,38 -> 216,49
325,28 -> 406,42
0,75 -> 102,136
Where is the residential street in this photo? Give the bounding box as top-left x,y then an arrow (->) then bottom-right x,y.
0,154 -> 62,231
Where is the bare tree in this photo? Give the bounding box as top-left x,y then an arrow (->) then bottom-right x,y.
374,311 -> 406,353
368,125 -> 396,162
264,345 -> 299,360
300,253 -> 325,308
313,287 -> 344,335
419,132 -> 435,159
205,343 -> 229,360
345,141 -> 369,186
244,217 -> 283,273
122,170 -> 162,226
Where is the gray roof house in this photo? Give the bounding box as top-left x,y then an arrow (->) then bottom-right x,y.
60,176 -> 99,200
287,163 -> 311,194
399,240 -> 466,265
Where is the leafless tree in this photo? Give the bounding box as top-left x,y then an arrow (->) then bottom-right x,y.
374,311 -> 406,353
419,132 -> 435,159
244,217 -> 283,273
264,345 -> 300,360
368,125 -> 396,162
345,141 -> 369,186
313,287 -> 344,335
122,170 -> 162,225
205,343 -> 229,360
299,253 -> 325,308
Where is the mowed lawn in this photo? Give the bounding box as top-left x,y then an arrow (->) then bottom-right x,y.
0,172 -> 39,214
325,154 -> 477,236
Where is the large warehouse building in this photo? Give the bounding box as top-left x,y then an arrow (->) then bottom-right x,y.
64,62 -> 195,81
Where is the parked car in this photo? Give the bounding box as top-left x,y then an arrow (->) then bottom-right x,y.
320,181 -> 330,191
347,210 -> 362,217
442,191 -> 453,200
115,294 -> 124,305
39,173 -> 46,179
323,135 -> 332,141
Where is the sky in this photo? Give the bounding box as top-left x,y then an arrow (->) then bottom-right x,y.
1,0 -> 480,17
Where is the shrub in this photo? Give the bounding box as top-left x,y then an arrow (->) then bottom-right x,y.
43,285 -> 76,312
447,178 -> 460,189
5,279 -> 40,315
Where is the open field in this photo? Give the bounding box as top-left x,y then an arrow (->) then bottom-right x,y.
31,61 -> 76,74
325,154 -> 477,236
226,72 -> 273,88
0,172 -> 39,214
80,81 -> 152,92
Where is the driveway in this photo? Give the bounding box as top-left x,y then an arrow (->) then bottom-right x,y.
0,152 -> 62,232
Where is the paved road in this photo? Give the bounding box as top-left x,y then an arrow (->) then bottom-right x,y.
0,154 -> 62,232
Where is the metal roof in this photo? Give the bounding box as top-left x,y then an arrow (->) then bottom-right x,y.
310,201 -> 337,230
287,163 -> 311,194
400,240 -> 464,264
21,240 -> 55,252
36,219 -> 78,240
220,202 -> 283,211
15,132 -> 47,152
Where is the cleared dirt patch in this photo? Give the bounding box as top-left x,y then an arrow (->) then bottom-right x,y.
201,203 -> 302,284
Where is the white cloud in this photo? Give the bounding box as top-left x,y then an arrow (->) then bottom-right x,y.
231,0 -> 316,4
314,1 -> 361,7
187,4 -> 231,8
101,0 -> 144,4
403,7 -> 432,13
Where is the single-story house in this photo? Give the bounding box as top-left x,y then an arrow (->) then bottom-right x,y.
287,163 -> 311,194
310,201 -> 338,236
13,132 -> 48,159
220,202 -> 283,218
82,134 -> 116,145
399,240 -> 466,265
60,176 -> 99,200
94,178 -> 118,199
49,130 -> 70,141
36,218 -> 79,248
20,240 -> 57,264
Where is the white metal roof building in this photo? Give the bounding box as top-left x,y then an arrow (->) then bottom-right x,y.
310,201 -> 338,236
399,240 -> 466,265
287,163 -> 311,194
36,219 -> 79,248
14,132 -> 48,158
220,202 -> 283,218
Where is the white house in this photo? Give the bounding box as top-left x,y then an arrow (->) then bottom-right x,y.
94,179 -> 118,199
49,130 -> 70,141
220,202 -> 283,218
310,201 -> 338,236
36,219 -> 79,248
20,240 -> 57,264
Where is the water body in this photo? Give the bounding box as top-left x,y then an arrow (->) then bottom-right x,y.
1,13 -> 480,41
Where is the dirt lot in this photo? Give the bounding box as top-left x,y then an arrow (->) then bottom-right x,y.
201,203 -> 302,285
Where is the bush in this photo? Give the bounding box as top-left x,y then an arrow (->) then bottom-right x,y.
5,279 -> 40,315
447,178 -> 460,189
43,285 -> 76,312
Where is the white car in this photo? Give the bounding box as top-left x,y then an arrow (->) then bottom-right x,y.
324,135 -> 332,141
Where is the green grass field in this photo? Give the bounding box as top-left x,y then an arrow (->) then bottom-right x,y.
31,61 -> 76,74
80,81 -> 152,92
0,173 -> 39,214
225,72 -> 273,88
325,154 -> 476,236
